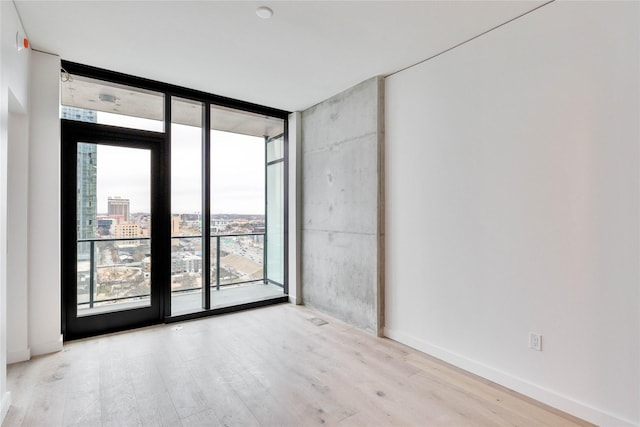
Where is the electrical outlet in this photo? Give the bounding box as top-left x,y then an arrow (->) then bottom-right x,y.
529,332 -> 542,351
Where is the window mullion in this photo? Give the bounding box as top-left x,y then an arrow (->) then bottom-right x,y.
202,103 -> 211,310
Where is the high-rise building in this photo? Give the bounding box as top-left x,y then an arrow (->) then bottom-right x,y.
115,221 -> 141,247
62,106 -> 97,240
115,222 -> 141,239
108,196 -> 130,223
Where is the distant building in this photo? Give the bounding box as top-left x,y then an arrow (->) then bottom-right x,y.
181,213 -> 201,222
171,253 -> 201,274
62,106 -> 98,240
115,221 -> 142,247
171,216 -> 180,235
61,106 -> 97,123
115,221 -> 141,239
211,219 -> 229,234
76,144 -> 97,239
97,217 -> 116,236
108,196 -> 130,223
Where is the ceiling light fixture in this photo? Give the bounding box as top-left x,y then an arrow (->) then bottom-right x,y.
256,6 -> 273,19
99,93 -> 117,104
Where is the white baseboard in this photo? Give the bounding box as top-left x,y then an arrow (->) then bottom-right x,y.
1,391 -> 11,424
384,327 -> 637,427
288,294 -> 302,305
6,347 -> 30,364
30,334 -> 63,356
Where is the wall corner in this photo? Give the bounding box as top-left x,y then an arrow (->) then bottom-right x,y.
288,111 -> 303,305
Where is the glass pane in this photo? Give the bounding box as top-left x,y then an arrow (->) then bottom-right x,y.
171,97 -> 204,315
210,128 -> 264,221
77,143 -> 97,240
211,234 -> 280,309
61,74 -> 164,132
76,241 -> 91,305
210,236 -> 218,290
266,162 -> 284,285
209,105 -> 284,308
266,135 -> 284,162
92,239 -> 151,309
219,235 -> 264,286
170,237 -> 203,316
77,143 -> 152,316
61,106 -> 97,124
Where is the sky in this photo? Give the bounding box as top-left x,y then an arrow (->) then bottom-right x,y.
95,112 -> 265,215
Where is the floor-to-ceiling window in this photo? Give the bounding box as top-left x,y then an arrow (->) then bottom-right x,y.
60,62 -> 288,339
170,97 -> 204,315
208,105 -> 286,311
266,133 -> 285,286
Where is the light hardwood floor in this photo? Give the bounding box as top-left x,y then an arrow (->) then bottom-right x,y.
3,304 -> 592,427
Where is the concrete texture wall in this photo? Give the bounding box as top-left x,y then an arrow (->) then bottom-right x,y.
301,76 -> 384,334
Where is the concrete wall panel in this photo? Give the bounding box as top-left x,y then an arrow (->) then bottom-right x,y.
301,81 -> 380,154
302,230 -> 377,332
301,76 -> 383,334
303,135 -> 378,234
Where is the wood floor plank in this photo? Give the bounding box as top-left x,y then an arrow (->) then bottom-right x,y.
127,356 -> 182,427
58,353 -> 101,427
184,356 -> 261,427
158,363 -> 208,420
180,409 -> 222,427
3,304 -> 594,427
21,380 -> 67,426
99,353 -> 141,427
231,313 -> 361,425
2,360 -> 38,426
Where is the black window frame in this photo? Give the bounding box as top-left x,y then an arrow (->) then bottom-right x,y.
61,61 -> 290,338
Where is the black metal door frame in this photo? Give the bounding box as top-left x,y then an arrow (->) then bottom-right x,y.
61,120 -> 169,340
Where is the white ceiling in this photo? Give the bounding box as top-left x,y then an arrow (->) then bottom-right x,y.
15,1 -> 547,112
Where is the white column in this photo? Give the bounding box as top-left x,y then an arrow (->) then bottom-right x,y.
28,50 -> 62,356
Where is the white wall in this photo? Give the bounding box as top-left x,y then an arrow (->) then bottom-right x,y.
7,108 -> 29,364
385,2 -> 639,426
0,1 -> 31,422
28,51 -> 61,357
